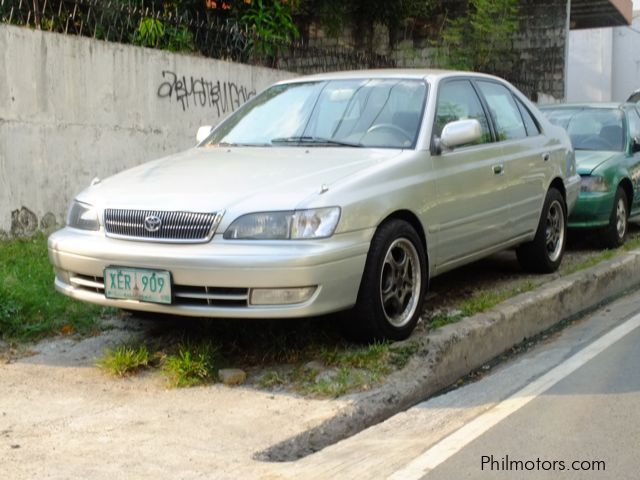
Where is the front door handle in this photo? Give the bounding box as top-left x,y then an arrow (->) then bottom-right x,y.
542,152 -> 550,162
493,164 -> 504,175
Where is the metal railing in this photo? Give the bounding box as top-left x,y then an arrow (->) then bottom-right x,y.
0,0 -> 395,73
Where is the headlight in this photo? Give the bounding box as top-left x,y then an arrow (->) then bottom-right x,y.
67,201 -> 100,231
223,207 -> 340,240
580,175 -> 609,193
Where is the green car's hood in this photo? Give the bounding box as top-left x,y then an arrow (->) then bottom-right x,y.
575,150 -> 620,175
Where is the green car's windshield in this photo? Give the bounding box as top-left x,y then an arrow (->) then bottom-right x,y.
541,107 -> 625,152
203,79 -> 427,149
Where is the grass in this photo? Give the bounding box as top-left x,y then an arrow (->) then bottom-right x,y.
161,340 -> 221,388
97,344 -> 150,377
0,234 -> 111,342
254,339 -> 421,397
430,280 -> 539,329
563,249 -> 617,275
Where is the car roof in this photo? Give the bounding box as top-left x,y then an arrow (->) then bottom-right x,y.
275,69 -> 508,84
539,102 -> 629,110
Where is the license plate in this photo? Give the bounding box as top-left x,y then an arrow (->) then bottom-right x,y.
104,267 -> 172,304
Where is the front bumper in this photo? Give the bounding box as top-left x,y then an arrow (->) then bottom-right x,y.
567,190 -> 614,228
48,227 -> 373,318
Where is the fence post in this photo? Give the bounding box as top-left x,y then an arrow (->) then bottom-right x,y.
32,0 -> 40,29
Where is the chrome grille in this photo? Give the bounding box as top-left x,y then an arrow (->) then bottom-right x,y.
104,209 -> 222,243
69,273 -> 249,308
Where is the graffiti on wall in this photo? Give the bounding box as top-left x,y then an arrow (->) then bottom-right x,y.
157,70 -> 257,116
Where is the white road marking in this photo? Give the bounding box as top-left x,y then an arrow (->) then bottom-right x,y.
388,311 -> 640,480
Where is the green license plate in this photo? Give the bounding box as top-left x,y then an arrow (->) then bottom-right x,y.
104,267 -> 172,304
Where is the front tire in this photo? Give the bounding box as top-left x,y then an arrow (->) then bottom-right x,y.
351,219 -> 427,341
599,186 -> 628,249
517,188 -> 567,273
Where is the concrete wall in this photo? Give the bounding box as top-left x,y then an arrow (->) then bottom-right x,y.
391,0 -> 571,102
0,24 -> 294,237
611,12 -> 640,101
567,4 -> 640,102
567,28 -> 614,102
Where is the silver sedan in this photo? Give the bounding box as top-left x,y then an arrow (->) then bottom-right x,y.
49,70 -> 580,340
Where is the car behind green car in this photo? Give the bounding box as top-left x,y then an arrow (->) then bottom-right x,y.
540,103 -> 640,247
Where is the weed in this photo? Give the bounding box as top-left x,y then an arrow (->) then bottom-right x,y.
306,366 -> 367,398
320,341 -> 389,371
258,370 -> 287,389
97,344 -> 150,377
162,341 -> 220,388
388,341 -> 421,369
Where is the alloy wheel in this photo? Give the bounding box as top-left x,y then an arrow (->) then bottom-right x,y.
615,196 -> 627,239
379,238 -> 421,328
544,199 -> 565,262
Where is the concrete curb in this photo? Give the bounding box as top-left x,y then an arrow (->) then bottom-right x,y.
258,250 -> 640,461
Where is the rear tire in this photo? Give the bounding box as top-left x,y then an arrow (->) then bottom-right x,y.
599,186 -> 628,249
351,219 -> 427,342
517,188 -> 566,273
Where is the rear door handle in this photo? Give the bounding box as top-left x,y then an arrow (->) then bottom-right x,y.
542,152 -> 550,162
492,164 -> 504,175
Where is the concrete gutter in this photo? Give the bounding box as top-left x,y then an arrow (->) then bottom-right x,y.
258,249 -> 640,461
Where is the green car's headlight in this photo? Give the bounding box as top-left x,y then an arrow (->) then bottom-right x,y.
580,175 -> 609,193
224,207 -> 341,240
67,201 -> 100,231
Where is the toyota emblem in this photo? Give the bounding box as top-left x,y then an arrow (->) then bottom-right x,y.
143,215 -> 162,233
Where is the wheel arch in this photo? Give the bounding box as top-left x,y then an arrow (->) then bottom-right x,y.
549,177 -> 566,203
379,209 -> 430,277
618,177 -> 633,209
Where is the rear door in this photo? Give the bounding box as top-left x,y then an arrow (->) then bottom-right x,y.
474,80 -> 549,239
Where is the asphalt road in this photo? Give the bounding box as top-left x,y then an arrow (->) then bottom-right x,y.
279,283 -> 640,479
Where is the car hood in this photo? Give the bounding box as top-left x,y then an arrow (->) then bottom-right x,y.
575,150 -> 620,175
78,147 -> 403,213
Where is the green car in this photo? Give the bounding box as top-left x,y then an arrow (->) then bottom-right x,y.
540,103 -> 640,247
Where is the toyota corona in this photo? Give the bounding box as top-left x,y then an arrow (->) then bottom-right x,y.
48,70 -> 580,340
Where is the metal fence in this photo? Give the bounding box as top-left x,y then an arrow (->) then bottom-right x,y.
0,0 -> 395,73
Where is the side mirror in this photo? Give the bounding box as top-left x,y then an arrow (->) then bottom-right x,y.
196,125 -> 213,144
633,137 -> 640,153
440,119 -> 482,150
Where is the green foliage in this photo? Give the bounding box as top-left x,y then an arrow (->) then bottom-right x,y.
0,235 -> 106,342
436,0 -> 519,71
97,344 -> 150,377
162,341 -> 220,388
133,17 -> 165,47
242,0 -> 299,58
132,17 -> 194,52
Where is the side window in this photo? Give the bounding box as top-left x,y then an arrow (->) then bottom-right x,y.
476,81 -> 527,141
628,109 -> 640,140
515,98 -> 541,136
435,80 -> 491,145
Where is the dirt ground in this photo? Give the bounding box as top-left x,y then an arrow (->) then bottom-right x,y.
0,323 -> 350,479
1,224 -> 638,479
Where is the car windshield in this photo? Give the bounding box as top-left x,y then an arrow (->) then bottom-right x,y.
541,107 -> 625,152
202,79 -> 427,149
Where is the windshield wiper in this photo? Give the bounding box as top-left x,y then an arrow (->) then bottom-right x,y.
270,136 -> 363,147
216,141 -> 272,147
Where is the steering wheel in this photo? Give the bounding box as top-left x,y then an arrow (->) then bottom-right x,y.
580,137 -> 615,150
366,124 -> 413,143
